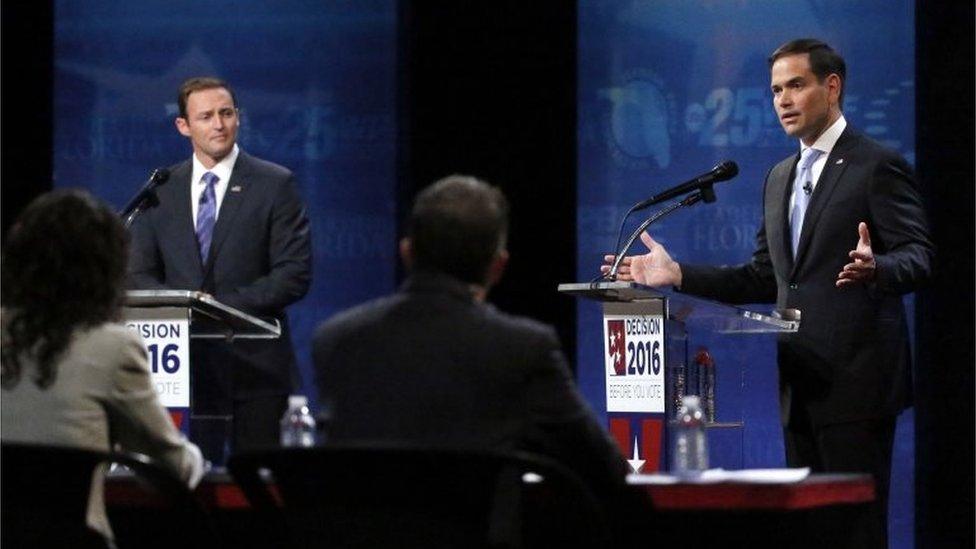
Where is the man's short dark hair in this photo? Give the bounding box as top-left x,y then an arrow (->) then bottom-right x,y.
408,175 -> 509,285
769,38 -> 846,106
177,76 -> 237,119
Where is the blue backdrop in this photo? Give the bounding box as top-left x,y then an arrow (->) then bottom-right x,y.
53,0 -> 398,410
51,1 -> 920,545
576,1 -> 916,546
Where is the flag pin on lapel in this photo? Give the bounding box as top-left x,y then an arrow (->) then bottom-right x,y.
835,159 -> 844,164
230,185 -> 242,192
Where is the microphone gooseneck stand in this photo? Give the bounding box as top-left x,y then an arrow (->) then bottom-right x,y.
122,200 -> 153,229
601,185 -> 716,283
120,168 -> 170,229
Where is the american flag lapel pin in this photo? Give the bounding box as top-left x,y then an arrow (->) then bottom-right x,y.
835,158 -> 844,165
230,185 -> 242,192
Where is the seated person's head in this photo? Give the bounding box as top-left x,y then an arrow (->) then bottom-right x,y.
401,175 -> 510,289
1,189 -> 129,389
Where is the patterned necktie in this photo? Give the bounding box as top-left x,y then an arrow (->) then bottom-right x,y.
196,172 -> 219,265
790,148 -> 824,256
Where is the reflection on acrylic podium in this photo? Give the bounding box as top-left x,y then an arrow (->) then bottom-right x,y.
123,290 -> 281,463
559,281 -> 799,473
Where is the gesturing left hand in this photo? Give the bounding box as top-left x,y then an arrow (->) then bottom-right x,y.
836,222 -> 876,287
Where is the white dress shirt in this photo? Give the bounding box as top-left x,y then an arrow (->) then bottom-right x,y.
190,144 -> 240,226
789,115 -> 847,222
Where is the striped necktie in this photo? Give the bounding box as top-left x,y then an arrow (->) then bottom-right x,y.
790,148 -> 824,256
195,171 -> 219,265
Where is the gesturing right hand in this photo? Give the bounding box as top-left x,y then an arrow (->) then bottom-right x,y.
601,232 -> 682,287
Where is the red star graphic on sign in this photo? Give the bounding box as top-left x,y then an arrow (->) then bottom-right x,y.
607,319 -> 626,375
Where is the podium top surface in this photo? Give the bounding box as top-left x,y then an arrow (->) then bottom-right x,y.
125,290 -> 280,339
558,281 -> 799,334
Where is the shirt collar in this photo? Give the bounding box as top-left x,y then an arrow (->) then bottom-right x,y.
802,115 -> 846,156
192,143 -> 240,184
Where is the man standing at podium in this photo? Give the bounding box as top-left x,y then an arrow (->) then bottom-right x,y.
606,39 -> 932,545
129,77 -> 311,454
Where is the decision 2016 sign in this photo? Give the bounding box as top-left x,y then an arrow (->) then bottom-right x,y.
123,308 -> 190,409
604,312 -> 665,413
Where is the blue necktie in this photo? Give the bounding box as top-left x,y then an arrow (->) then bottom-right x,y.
196,172 -> 219,265
790,148 -> 824,256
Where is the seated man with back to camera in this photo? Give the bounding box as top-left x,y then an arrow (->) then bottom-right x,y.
312,175 -> 650,541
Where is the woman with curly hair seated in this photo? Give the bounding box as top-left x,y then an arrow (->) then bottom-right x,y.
1,189 -> 203,545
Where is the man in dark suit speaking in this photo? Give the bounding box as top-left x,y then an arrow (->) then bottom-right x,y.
606,39 -> 933,545
313,175 -> 639,526
129,77 -> 311,453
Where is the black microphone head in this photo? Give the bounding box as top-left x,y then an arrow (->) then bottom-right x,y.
712,160 -> 739,181
150,168 -> 170,184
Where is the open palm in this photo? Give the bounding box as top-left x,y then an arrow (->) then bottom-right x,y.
630,232 -> 681,286
602,232 -> 681,287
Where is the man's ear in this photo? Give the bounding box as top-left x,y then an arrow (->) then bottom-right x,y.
826,73 -> 842,107
399,237 -> 414,270
485,249 -> 509,289
175,117 -> 192,137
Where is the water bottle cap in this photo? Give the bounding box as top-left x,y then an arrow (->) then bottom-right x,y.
288,395 -> 308,408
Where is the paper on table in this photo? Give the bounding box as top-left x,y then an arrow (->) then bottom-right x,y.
627,467 -> 811,485
721,467 -> 810,483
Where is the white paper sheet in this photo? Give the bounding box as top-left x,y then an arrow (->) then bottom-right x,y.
627,467 -> 811,485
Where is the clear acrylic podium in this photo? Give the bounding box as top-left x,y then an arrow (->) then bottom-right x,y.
125,290 -> 281,340
123,290 -> 281,459
559,281 -> 799,473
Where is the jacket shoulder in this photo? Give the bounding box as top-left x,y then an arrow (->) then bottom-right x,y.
153,159 -> 192,197
314,294 -> 560,350
484,307 -> 560,345
313,295 -> 403,342
771,152 -> 797,176
166,158 -> 192,174
837,128 -> 908,165
758,151 -> 796,190
237,152 -> 294,180
77,323 -> 147,359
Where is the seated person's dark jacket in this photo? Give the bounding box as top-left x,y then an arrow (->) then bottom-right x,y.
313,271 -> 645,517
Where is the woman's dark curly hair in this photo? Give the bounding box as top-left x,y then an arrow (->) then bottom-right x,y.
1,189 -> 129,389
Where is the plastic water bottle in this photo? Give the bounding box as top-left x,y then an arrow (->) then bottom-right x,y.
671,395 -> 708,475
672,358 -> 686,414
694,348 -> 716,423
280,395 -> 317,447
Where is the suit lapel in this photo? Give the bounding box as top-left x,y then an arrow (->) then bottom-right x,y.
204,152 -> 250,275
767,155 -> 797,274
791,129 -> 856,274
167,161 -> 206,279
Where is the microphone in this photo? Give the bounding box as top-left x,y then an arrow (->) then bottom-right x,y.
633,160 -> 739,211
803,181 -> 813,195
120,168 -> 170,227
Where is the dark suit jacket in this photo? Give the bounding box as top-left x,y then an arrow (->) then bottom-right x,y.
128,151 -> 312,398
312,271 -> 633,509
680,128 -> 933,427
